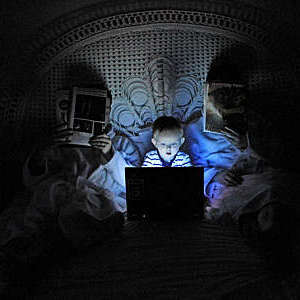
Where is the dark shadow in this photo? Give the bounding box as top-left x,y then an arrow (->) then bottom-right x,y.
207,45 -> 300,280
206,44 -> 257,84
63,63 -> 107,90
206,44 -> 299,171
0,64 -> 113,297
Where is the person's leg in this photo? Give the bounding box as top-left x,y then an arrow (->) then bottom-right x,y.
239,202 -> 290,241
257,202 -> 284,232
239,202 -> 299,273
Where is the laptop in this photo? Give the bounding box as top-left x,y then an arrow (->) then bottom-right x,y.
125,167 -> 204,221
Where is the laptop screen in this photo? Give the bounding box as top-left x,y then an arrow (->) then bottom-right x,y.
125,167 -> 204,221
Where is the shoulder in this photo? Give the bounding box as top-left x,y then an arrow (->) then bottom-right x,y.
144,150 -> 159,158
142,150 -> 161,167
176,151 -> 191,159
173,151 -> 192,167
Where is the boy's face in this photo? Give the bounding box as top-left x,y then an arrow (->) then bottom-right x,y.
152,129 -> 184,162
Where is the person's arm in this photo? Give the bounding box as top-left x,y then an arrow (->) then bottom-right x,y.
212,169 -> 243,186
204,167 -> 222,198
204,167 -> 244,201
220,127 -> 265,161
23,125 -> 73,188
88,134 -> 137,198
221,126 -> 269,173
87,150 -> 129,212
220,127 -> 248,152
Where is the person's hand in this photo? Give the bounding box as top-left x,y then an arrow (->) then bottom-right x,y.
88,134 -> 115,162
27,123 -> 73,176
37,123 -> 73,149
33,123 -> 73,159
35,123 -> 73,156
88,134 -> 112,154
220,126 -> 248,151
50,125 -> 73,145
214,169 -> 243,187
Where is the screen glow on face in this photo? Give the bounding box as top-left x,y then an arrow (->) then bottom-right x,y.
155,141 -> 181,150
152,129 -> 184,162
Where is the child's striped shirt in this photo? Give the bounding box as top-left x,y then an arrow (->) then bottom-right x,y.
142,150 -> 192,167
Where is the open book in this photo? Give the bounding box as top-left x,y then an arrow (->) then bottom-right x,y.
203,82 -> 248,149
55,87 -> 112,146
203,82 -> 247,133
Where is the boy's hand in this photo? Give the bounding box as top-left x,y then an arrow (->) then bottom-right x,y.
89,134 -> 114,161
214,169 -> 243,187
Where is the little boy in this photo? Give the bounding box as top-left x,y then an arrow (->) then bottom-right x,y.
88,116 -> 192,211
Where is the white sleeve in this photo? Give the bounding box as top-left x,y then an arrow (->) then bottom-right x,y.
88,151 -> 134,212
204,167 -> 223,198
88,151 -> 132,190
